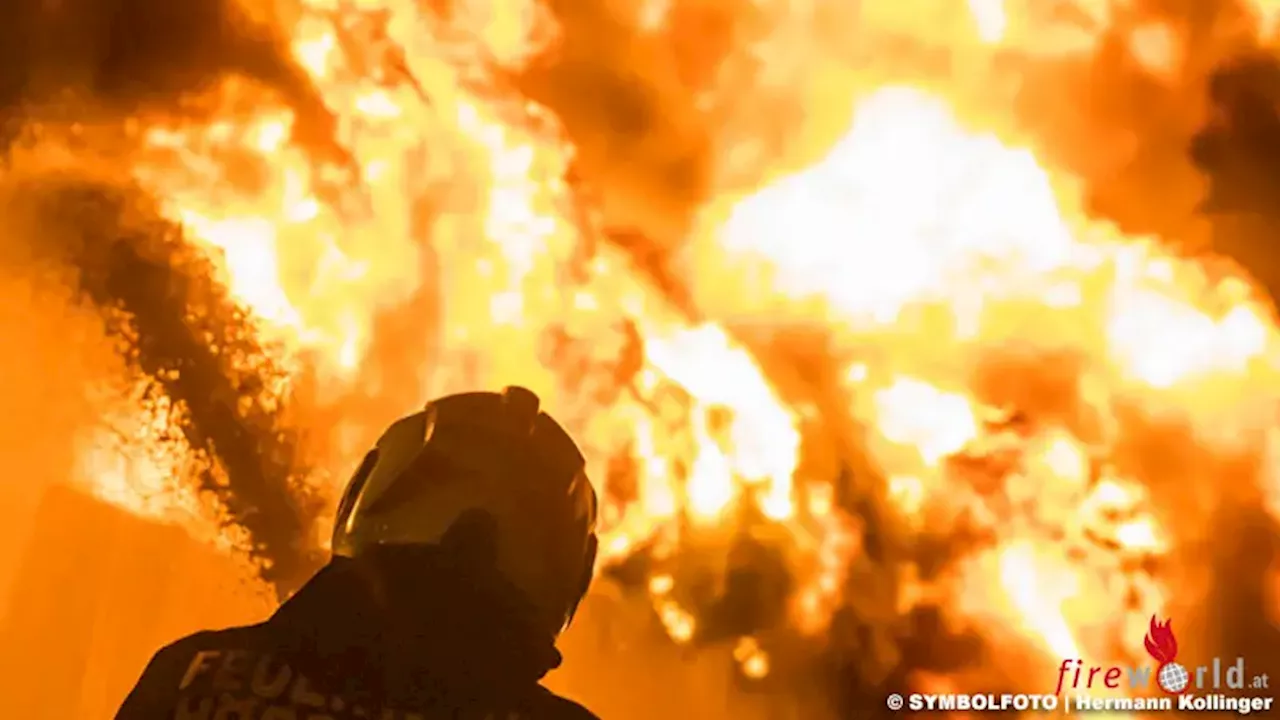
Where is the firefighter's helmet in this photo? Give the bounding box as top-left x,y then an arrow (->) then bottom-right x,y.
331,386 -> 599,639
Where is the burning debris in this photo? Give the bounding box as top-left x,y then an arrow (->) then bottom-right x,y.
2,0 -> 1280,718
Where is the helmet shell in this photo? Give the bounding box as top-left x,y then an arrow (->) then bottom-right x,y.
331,386 -> 598,637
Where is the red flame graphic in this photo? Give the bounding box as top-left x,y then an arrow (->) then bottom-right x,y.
1143,615 -> 1179,664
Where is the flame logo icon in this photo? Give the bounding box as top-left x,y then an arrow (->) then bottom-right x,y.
1144,616 -> 1189,694
1144,616 -> 1178,663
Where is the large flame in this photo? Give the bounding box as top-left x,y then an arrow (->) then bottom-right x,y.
54,0 -> 1280,714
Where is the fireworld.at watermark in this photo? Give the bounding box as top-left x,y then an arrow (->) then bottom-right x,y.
1054,615 -> 1271,715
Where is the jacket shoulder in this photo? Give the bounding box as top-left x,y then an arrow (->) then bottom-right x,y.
532,686 -> 601,720
145,624 -> 267,670
114,625 -> 265,719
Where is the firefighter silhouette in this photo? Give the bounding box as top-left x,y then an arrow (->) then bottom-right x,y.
117,386 -> 601,719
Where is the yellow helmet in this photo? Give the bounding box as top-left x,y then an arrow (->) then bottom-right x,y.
331,386 -> 599,639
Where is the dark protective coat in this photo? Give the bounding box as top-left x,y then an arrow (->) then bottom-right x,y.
115,548 -> 600,720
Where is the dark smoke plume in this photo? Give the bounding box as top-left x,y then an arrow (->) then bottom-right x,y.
0,0 -> 338,155
1193,53 -> 1280,298
1186,44 -> 1280,676
1015,0 -> 1278,285
0,176 -> 326,594
0,0 -> 336,593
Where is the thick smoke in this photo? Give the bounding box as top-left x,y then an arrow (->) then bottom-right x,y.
0,174 -> 327,594
0,0 -> 338,595
1016,0 -> 1280,289
0,0 -> 338,155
